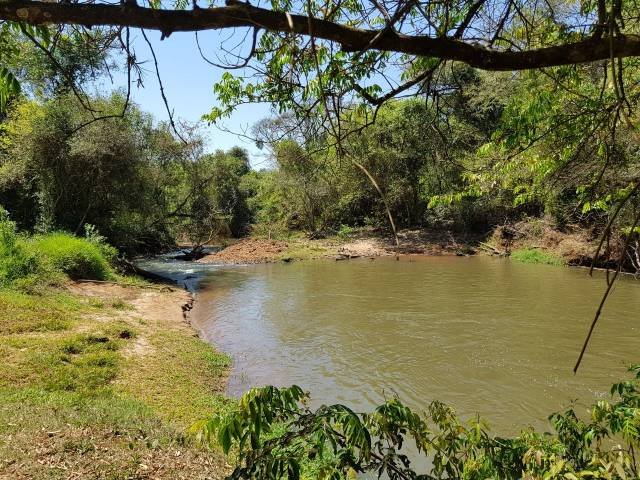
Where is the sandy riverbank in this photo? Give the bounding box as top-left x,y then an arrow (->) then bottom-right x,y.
197,219 -> 620,269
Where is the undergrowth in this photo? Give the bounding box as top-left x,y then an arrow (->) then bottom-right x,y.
0,208 -> 117,288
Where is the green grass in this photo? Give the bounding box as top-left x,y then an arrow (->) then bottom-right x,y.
31,232 -> 116,280
0,386 -> 227,479
279,242 -> 329,261
118,328 -> 232,425
0,284 -> 231,478
336,224 -> 358,239
0,289 -> 84,334
510,247 -> 566,266
1,210 -> 119,288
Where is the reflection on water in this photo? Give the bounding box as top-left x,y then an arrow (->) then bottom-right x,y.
191,256 -> 640,434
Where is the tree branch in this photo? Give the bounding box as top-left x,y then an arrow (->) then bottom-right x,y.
4,0 -> 640,70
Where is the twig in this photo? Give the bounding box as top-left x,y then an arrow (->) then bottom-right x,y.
574,208 -> 640,373
140,28 -> 187,144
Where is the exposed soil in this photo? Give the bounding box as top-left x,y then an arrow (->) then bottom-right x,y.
197,229 -> 479,264
199,238 -> 289,264
485,218 -> 601,265
342,229 -> 479,257
194,220 -> 620,270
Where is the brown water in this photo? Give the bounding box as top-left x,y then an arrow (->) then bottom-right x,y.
192,256 -> 640,434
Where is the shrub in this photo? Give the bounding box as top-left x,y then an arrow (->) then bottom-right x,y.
336,224 -> 357,239
0,208 -> 116,287
202,365 -> 640,479
32,232 -> 116,280
0,208 -> 47,286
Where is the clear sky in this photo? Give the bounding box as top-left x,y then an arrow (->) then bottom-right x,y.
108,29 -> 273,168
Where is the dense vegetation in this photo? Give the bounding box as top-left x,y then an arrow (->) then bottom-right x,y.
0,31 -> 638,272
0,207 -> 117,288
0,90 -> 255,254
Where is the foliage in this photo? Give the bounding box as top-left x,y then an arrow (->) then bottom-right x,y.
0,207 -> 47,287
31,232 -> 115,281
0,207 -> 118,287
202,365 -> 640,479
247,91 -> 524,236
0,88 -> 267,253
336,224 -> 357,239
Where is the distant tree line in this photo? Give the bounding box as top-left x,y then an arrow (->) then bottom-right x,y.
0,28 -> 638,266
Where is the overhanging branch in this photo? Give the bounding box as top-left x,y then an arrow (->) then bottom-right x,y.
2,0 -> 640,70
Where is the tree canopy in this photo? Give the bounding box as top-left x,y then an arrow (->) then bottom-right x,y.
1,0 -> 640,115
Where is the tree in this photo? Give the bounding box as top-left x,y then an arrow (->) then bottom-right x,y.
203,147 -> 253,237
0,92 -> 195,252
1,0 -> 638,366
1,0 -> 639,71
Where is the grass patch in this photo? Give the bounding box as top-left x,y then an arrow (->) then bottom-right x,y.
113,273 -> 154,288
0,284 -> 230,478
119,328 -> 232,425
0,289 -> 83,334
280,242 -> 329,261
0,331 -> 121,393
1,209 -> 119,288
510,247 -> 566,266
0,387 -> 227,479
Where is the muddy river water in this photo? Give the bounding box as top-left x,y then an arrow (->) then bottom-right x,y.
185,256 -> 640,434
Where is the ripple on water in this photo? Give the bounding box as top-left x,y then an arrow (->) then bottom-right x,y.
190,256 -> 640,435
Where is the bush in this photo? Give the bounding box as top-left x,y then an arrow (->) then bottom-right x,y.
32,232 -> 116,280
203,365 -> 640,479
83,224 -> 118,263
336,224 -> 357,239
0,209 -> 47,287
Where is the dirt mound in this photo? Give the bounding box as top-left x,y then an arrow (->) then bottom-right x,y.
198,238 -> 289,264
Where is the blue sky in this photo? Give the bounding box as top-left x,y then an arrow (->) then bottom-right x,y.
108,29 -> 273,167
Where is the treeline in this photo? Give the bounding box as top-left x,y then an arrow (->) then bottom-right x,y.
0,28 -> 257,255
1,31 -> 639,264
0,91 -> 255,254
242,64 -> 640,263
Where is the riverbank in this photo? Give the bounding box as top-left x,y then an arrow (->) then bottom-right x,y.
197,220 -> 610,268
0,281 -> 231,479
198,229 -> 480,264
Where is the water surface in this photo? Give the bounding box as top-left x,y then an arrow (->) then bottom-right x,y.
192,256 -> 640,433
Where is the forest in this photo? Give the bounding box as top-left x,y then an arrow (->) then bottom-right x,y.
1,0 -> 640,478
1,51 -> 638,268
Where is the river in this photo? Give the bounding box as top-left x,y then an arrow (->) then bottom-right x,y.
149,255 -> 640,434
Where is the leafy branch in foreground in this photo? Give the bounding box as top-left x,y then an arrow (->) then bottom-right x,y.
198,366 -> 640,479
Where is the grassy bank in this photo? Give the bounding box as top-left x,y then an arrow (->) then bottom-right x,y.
509,247 -> 566,266
0,282 -> 231,478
